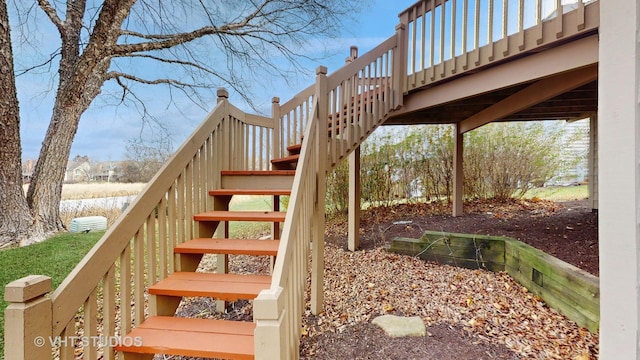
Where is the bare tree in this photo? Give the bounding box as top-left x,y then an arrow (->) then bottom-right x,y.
122,135 -> 174,182
0,0 -> 364,246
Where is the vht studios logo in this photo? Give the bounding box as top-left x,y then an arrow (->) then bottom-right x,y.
34,335 -> 143,348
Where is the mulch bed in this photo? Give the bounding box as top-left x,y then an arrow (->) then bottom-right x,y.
326,198 -> 598,276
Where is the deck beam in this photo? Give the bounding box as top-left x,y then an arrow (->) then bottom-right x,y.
458,65 -> 598,133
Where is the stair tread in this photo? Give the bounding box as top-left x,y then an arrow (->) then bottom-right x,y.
150,272 -> 271,300
194,210 -> 286,222
209,188 -> 291,196
287,143 -> 302,154
175,238 -> 279,256
271,154 -> 299,164
221,170 -> 295,176
116,316 -> 254,359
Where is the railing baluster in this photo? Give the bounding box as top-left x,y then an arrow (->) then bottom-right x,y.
555,0 -> 563,37
134,229 -> 145,326
83,288 -> 98,360
502,0 -> 509,56
103,265 -> 116,360
429,1 -> 436,80
461,0 -> 468,70
474,0 -> 481,65
147,215 -> 156,286
518,0 -> 525,50
159,194 -> 168,279
120,244 -> 132,335
420,1 -> 427,84
577,0 -> 585,30
439,0 -> 445,76
487,0 -> 494,60
59,321 -> 75,359
410,4 -> 418,87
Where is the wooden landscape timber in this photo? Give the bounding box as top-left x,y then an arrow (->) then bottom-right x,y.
390,231 -> 600,332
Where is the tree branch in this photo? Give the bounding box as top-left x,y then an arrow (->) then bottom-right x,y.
36,0 -> 64,33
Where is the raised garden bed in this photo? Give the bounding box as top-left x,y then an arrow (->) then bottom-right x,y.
390,230 -> 599,332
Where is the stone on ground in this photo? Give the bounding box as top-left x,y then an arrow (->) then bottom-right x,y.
372,315 -> 426,337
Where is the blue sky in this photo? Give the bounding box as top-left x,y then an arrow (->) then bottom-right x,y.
16,1 -> 416,161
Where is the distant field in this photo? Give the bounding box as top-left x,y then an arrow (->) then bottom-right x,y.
23,182 -> 147,200
61,182 -> 146,200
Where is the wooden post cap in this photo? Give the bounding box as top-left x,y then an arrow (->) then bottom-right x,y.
217,88 -> 229,100
4,275 -> 51,303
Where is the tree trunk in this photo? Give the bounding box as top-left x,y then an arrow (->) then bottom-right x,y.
25,107 -> 80,236
26,76 -> 105,238
24,0 -> 122,239
0,1 -> 37,247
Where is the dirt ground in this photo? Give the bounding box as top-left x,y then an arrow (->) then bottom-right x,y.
327,198 -> 598,276
302,198 -> 598,360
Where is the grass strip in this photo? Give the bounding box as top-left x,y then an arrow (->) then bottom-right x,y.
0,231 -> 102,355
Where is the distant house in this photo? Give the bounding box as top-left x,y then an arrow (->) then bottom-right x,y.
22,159 -> 35,184
91,161 -> 123,182
65,160 -> 92,183
548,118 -> 590,186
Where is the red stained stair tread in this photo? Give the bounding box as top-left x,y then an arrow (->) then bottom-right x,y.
209,188 -> 291,196
287,143 -> 302,154
175,238 -> 280,256
149,272 -> 271,300
220,170 -> 295,176
194,210 -> 286,222
116,316 -> 254,359
271,154 -> 299,164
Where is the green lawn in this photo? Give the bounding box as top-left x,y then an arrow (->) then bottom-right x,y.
0,231 -> 102,356
523,184 -> 588,201
228,195 -> 288,238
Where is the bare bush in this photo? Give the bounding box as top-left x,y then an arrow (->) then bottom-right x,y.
325,122 -> 580,213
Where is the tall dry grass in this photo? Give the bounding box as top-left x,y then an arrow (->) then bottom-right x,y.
56,182 -> 145,228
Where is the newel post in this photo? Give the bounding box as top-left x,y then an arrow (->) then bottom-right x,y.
272,96 -> 281,161
4,275 -> 53,360
311,66 -> 328,315
393,22 -> 407,108
254,287 -> 287,360
216,87 -> 229,103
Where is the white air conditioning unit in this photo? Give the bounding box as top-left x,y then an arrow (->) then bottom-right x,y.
69,216 -> 108,233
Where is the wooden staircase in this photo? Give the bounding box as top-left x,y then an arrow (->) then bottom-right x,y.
115,152 -> 298,359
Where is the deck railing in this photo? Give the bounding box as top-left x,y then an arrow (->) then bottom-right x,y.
400,0 -> 599,92
4,89 -> 275,359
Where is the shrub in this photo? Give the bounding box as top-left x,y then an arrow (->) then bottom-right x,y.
324,121 -> 581,212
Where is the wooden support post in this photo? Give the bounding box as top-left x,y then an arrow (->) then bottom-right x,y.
4,275 -> 52,360
348,146 -> 361,251
598,1 -> 640,357
210,195 -> 231,313
311,66 -> 328,315
453,123 -> 464,217
588,114 -> 598,211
